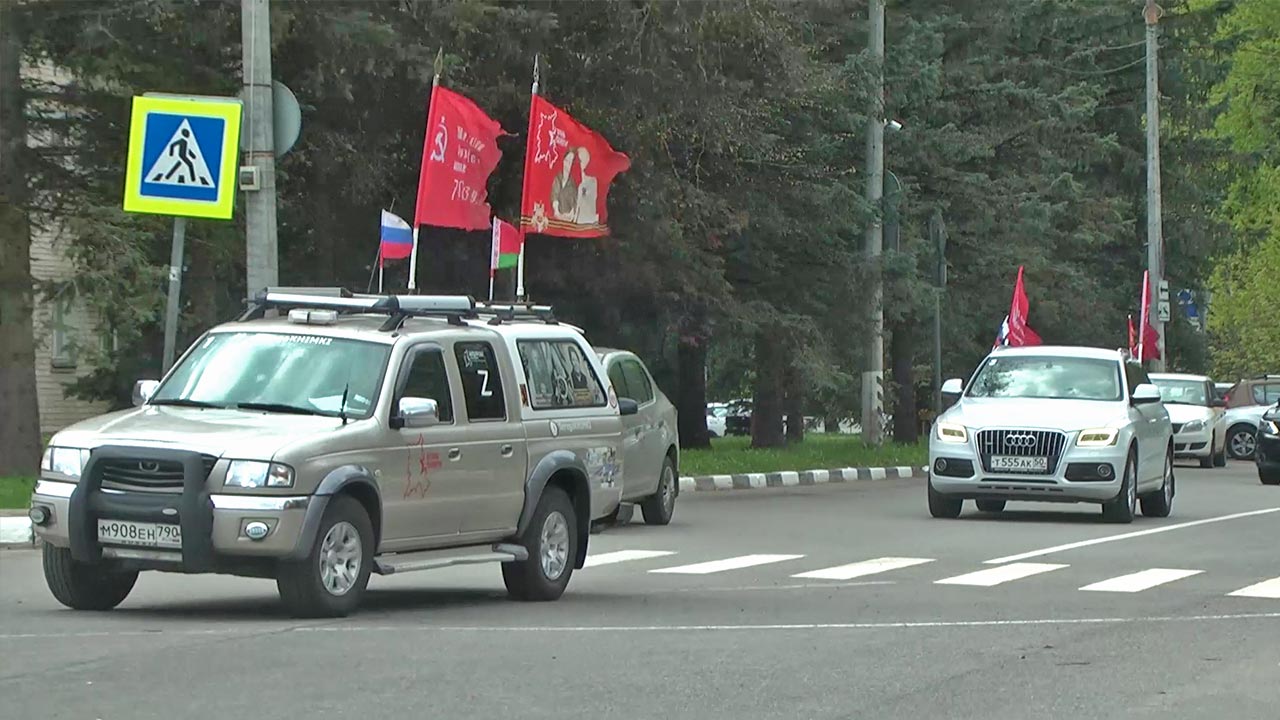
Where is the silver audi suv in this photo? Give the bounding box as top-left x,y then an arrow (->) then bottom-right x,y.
928,346 -> 1174,523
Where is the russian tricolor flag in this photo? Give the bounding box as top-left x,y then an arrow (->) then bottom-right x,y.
379,210 -> 413,266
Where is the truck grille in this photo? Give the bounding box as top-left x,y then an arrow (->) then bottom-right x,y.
99,455 -> 218,493
976,429 -> 1067,474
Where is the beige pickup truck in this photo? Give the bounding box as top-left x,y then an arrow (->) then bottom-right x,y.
29,289 -> 638,617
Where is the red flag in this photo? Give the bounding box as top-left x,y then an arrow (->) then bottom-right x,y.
520,94 -> 630,238
490,218 -> 523,277
1137,271 -> 1162,361
414,86 -> 506,231
994,266 -> 1042,347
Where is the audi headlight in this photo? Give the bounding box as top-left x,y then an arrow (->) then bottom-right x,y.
225,460 -> 294,489
935,422 -> 968,443
1077,428 -> 1120,447
41,447 -> 92,478
1182,419 -> 1205,433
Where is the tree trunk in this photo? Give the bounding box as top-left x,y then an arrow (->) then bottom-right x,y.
890,320 -> 918,444
675,327 -> 711,450
751,329 -> 786,448
0,6 -> 43,475
785,359 -> 805,444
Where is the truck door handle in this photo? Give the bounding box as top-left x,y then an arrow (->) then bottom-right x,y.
500,444 -> 514,457
448,448 -> 462,461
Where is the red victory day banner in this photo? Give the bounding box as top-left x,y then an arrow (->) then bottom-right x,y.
414,86 -> 507,231
520,95 -> 630,238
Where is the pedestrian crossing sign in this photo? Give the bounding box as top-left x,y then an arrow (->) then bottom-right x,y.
123,94 -> 242,220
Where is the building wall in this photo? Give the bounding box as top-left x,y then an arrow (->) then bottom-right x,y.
25,61 -> 108,436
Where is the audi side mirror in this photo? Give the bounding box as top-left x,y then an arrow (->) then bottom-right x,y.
1131,384 -> 1162,405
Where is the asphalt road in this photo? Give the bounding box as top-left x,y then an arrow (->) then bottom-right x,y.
2,460 -> 1277,720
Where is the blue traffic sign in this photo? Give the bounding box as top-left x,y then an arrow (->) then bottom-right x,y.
123,95 -> 242,220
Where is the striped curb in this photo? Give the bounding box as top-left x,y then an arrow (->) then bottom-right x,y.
0,515 -> 34,547
678,465 -> 928,493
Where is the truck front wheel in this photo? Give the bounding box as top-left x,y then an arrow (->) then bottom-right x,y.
43,544 -> 138,611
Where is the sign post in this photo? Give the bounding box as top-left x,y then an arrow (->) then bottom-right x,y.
123,94 -> 242,372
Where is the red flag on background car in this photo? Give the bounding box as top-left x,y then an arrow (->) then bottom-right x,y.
519,94 -> 630,238
1137,270 -> 1162,361
993,266 -> 1043,348
414,86 -> 507,231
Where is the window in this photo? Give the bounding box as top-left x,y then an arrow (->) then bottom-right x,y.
1258,383 -> 1280,406
152,332 -> 391,418
51,296 -> 77,369
1124,362 -> 1151,396
400,347 -> 454,423
454,342 -> 505,421
607,362 -> 629,401
621,359 -> 655,404
517,339 -> 607,409
1150,378 -> 1208,406
967,356 -> 1124,402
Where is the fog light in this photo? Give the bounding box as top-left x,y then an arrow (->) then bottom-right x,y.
1097,464 -> 1113,479
934,458 -> 948,473
244,521 -> 270,541
28,505 -> 50,526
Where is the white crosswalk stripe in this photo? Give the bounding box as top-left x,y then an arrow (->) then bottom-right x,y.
792,557 -> 934,581
650,554 -> 805,575
1079,568 -> 1203,593
1228,577 -> 1280,599
934,562 -> 1068,587
583,550 -> 677,568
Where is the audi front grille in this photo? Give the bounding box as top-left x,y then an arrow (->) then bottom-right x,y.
976,429 -> 1068,474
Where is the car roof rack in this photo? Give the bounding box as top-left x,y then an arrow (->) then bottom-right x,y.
238,287 -> 477,330
472,301 -> 559,326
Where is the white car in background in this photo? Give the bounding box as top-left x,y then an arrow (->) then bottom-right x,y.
596,348 -> 680,525
1225,404 -> 1270,460
706,402 -> 728,438
1149,373 -> 1227,468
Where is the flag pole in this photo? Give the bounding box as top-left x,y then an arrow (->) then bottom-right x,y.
1138,271 -> 1149,363
516,53 -> 539,302
488,217 -> 498,302
409,49 -> 445,293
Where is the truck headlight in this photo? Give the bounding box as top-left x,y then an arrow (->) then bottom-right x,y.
41,447 -> 92,478
1078,428 -> 1120,447
1181,419 -> 1205,433
935,422 -> 968,443
225,460 -> 294,489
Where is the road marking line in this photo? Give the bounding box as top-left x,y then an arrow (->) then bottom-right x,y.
1080,568 -> 1203,593
649,554 -> 804,575
984,507 -> 1280,564
582,550 -> 676,568
791,556 -> 935,581
1228,577 -> 1280,599
935,562 -> 1067,587
6,612 -> 1280,641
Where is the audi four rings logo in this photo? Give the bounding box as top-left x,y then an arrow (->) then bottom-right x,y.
1005,434 -> 1038,448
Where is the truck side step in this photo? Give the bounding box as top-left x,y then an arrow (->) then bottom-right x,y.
373,542 -> 529,576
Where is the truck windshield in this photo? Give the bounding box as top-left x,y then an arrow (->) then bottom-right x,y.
967,356 -> 1123,402
152,332 -> 391,419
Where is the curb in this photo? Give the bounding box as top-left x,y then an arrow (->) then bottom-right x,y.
678,465 -> 928,493
0,512 -> 34,548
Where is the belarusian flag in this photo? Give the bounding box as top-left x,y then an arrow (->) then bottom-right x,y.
490,217 -> 523,275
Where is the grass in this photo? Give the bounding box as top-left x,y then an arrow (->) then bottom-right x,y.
680,434 -> 927,477
0,477 -> 35,510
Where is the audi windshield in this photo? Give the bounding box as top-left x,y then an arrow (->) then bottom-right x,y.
967,356 -> 1123,402
152,332 -> 391,418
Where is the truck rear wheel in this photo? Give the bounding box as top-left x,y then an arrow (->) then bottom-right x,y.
43,544 -> 138,611
503,485 -> 576,601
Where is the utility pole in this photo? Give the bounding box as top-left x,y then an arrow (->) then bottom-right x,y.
1144,0 -> 1166,371
241,0 -> 278,298
930,209 -> 947,415
861,0 -> 886,445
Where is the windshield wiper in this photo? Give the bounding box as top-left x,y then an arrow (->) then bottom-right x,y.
235,402 -> 330,417
150,398 -> 224,409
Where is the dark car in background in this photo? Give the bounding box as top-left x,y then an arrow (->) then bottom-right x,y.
1257,403 -> 1280,486
724,399 -> 752,436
